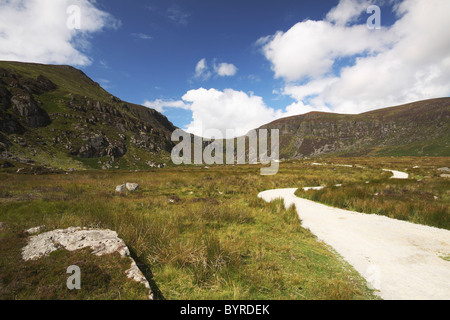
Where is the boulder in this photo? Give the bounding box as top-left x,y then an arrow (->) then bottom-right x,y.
21,227 -> 153,299
115,184 -> 127,193
126,183 -> 139,192
441,174 -> 450,179
438,167 -> 450,173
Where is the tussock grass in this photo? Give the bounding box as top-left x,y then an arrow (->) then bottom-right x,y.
296,158 -> 450,229
4,157 -> 443,299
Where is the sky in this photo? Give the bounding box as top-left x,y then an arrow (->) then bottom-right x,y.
0,0 -> 449,138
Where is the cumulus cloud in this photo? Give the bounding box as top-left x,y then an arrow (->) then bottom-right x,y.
0,0 -> 119,66
214,62 -> 238,77
181,88 -> 278,138
258,20 -> 391,81
148,0 -> 450,139
193,58 -> 238,80
145,88 -> 321,139
259,0 -> 450,114
326,0 -> 371,26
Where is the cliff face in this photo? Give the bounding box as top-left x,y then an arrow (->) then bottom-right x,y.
0,61 -> 176,170
260,98 -> 450,158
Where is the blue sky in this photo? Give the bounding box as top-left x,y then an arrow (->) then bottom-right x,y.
82,0 -> 342,128
0,0 -> 449,138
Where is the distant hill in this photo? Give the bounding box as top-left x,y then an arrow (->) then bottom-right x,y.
0,61 -> 448,172
0,61 -> 176,171
258,98 -> 450,159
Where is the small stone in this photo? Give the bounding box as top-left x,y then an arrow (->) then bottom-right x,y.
126,183 -> 139,192
115,184 -> 126,193
26,225 -> 45,235
440,174 -> 450,179
438,167 -> 450,172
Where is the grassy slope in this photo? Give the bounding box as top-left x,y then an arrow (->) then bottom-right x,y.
0,161 -> 392,300
0,61 -> 174,170
0,61 -> 110,101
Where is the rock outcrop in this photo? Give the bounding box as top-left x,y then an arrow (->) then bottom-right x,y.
258,98 -> 450,158
22,227 -> 153,299
0,61 -> 177,170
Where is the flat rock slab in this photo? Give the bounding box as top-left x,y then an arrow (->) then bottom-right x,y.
22,227 -> 153,299
258,188 -> 450,300
383,169 -> 409,179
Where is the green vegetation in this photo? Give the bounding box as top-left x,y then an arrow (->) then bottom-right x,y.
3,157 -> 448,300
1,61 -> 449,299
0,160 -> 396,300
296,157 -> 450,230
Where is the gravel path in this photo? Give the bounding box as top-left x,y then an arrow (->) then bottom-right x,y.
258,171 -> 450,300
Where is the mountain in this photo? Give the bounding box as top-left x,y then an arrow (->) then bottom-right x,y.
0,61 -> 176,171
0,61 -> 448,172
259,98 -> 450,159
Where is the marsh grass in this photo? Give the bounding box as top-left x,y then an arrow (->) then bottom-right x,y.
3,157 -> 446,300
297,159 -> 450,229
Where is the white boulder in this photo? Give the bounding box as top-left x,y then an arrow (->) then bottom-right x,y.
115,184 -> 127,193
126,183 -> 139,192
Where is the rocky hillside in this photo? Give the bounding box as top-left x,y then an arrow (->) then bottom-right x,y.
259,98 -> 450,159
0,61 -> 176,171
1,61 -> 448,171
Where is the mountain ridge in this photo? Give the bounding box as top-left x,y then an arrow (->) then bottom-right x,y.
0,61 -> 449,172
258,97 -> 450,159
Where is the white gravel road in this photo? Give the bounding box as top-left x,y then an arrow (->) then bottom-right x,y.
258,171 -> 450,300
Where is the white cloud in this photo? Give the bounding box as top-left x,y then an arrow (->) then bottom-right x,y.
194,58 -> 238,80
326,0 -> 371,26
0,0 -> 119,66
259,20 -> 391,81
182,88 -> 279,138
143,99 -> 190,113
214,62 -> 238,77
259,0 -> 450,114
145,88 -> 324,139
194,58 -> 211,80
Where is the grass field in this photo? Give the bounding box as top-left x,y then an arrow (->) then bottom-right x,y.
0,157 -> 448,300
